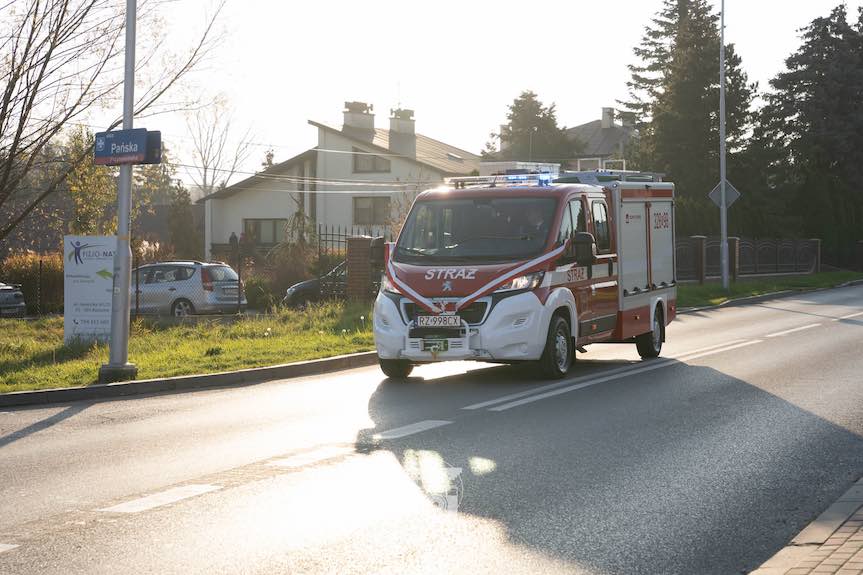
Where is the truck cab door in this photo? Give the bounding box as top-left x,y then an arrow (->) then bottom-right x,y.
585,199 -> 618,337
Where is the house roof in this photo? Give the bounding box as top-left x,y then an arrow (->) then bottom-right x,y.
309,120 -> 480,176
566,120 -> 635,158
197,148 -> 317,203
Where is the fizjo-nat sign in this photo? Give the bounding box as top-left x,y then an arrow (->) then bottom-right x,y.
94,128 -> 161,166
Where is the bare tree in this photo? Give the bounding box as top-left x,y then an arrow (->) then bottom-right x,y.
0,0 -> 225,242
185,95 -> 252,196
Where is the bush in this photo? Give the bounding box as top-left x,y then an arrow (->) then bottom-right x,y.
243,275 -> 277,312
0,252 -> 64,314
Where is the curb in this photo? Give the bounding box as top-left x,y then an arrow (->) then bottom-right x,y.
750,477 -> 863,575
679,279 -> 863,315
0,351 -> 379,408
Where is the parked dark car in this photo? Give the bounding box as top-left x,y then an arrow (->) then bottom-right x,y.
0,282 -> 27,318
283,258 -> 386,308
283,262 -> 347,308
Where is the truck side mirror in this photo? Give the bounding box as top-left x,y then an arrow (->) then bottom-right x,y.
570,232 -> 597,266
370,236 -> 385,267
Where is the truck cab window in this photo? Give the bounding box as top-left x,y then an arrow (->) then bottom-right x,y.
557,203 -> 573,244
570,199 -> 586,233
592,201 -> 610,253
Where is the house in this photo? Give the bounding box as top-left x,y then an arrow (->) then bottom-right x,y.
199,102 -> 480,259
565,107 -> 637,171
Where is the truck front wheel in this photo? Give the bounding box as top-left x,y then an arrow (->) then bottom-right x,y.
539,315 -> 573,379
379,358 -> 413,379
636,306 -> 664,359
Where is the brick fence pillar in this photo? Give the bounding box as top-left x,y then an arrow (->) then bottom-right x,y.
691,235 -> 707,284
728,237 -> 740,283
346,236 -> 373,301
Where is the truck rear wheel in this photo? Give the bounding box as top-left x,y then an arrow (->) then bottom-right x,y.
379,358 -> 413,379
539,315 -> 572,379
636,306 -> 663,359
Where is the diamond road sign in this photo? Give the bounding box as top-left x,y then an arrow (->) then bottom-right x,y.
709,180 -> 741,208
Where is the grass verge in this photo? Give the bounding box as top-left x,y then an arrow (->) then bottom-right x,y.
0,302 -> 373,393
677,271 -> 863,309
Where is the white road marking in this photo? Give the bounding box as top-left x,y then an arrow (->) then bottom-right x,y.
0,543 -> 19,554
765,323 -> 821,338
489,340 -> 763,412
98,484 -> 221,514
373,420 -> 452,440
461,339 -> 747,411
269,446 -> 354,468
834,311 -> 863,321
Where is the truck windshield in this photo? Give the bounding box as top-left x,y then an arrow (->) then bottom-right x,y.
395,197 -> 557,263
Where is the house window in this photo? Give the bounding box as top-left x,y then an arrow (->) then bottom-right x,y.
243,219 -> 287,246
353,147 -> 391,173
353,197 -> 391,226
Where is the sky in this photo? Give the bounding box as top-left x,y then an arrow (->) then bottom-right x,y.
136,0 -> 863,188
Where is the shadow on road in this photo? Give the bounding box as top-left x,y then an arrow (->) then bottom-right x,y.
355,359 -> 863,575
0,403 -> 89,449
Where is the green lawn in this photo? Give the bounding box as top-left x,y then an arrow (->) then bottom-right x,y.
0,302 -> 374,393
677,271 -> 863,308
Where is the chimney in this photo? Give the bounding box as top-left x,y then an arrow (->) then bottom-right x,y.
620,111 -> 636,129
388,108 -> 416,157
343,101 -> 375,134
601,107 -> 615,129
499,124 -> 510,151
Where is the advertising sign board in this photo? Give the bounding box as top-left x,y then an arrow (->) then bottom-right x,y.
64,235 -> 117,344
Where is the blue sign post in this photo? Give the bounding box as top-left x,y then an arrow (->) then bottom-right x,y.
94,128 -> 160,166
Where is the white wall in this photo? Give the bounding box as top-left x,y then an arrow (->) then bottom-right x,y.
315,129 -> 444,234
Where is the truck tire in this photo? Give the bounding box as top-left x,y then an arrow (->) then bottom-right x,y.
636,306 -> 663,359
539,315 -> 573,379
379,358 -> 413,379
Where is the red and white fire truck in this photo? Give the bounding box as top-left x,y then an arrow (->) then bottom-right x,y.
372,170 -> 677,379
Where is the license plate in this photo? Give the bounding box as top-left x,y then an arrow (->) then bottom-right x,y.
422,339 -> 449,352
416,315 -> 461,327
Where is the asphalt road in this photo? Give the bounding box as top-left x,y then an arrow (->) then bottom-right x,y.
1,285 -> 862,574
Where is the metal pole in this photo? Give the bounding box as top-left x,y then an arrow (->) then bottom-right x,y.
719,0 -> 729,289
100,0 -> 138,383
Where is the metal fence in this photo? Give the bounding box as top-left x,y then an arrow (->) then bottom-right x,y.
316,224 -> 390,300
676,236 -> 821,282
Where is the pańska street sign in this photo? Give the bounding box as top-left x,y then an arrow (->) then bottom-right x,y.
94,129 -> 161,166
708,180 -> 741,208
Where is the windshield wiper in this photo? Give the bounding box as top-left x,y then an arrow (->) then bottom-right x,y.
397,246 -> 428,256
453,234 -> 532,244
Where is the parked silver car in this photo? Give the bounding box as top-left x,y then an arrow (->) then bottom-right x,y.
0,282 -> 26,318
132,261 -> 246,316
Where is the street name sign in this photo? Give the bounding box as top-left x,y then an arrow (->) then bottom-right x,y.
709,180 -> 741,208
94,129 -> 161,166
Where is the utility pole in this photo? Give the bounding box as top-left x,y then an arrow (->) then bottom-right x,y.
719,0 -> 729,289
100,0 -> 138,383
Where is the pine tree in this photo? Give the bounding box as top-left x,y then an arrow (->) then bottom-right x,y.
755,6 -> 863,265
486,91 -> 581,164
623,0 -> 756,235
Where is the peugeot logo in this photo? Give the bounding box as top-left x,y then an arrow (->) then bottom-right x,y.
441,280 -> 453,292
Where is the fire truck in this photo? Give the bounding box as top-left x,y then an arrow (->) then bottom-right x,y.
372,170 -> 677,379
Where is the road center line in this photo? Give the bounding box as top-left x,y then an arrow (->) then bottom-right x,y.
461,339 -> 747,411
269,446 -> 354,468
489,340 -> 763,412
98,484 -> 222,514
834,311 -> 863,321
0,543 -> 19,554
373,420 -> 452,440
765,323 -> 821,338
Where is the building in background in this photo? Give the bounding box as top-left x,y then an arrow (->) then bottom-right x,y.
200,102 -> 480,259
566,107 -> 637,171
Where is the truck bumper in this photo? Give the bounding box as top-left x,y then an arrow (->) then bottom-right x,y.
373,291 -> 552,363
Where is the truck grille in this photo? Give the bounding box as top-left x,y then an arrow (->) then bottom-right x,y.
403,301 -> 488,325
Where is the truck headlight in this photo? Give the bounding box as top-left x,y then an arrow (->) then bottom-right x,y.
494,272 -> 544,293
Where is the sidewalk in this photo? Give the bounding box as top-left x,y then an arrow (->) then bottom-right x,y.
753,477 -> 863,575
